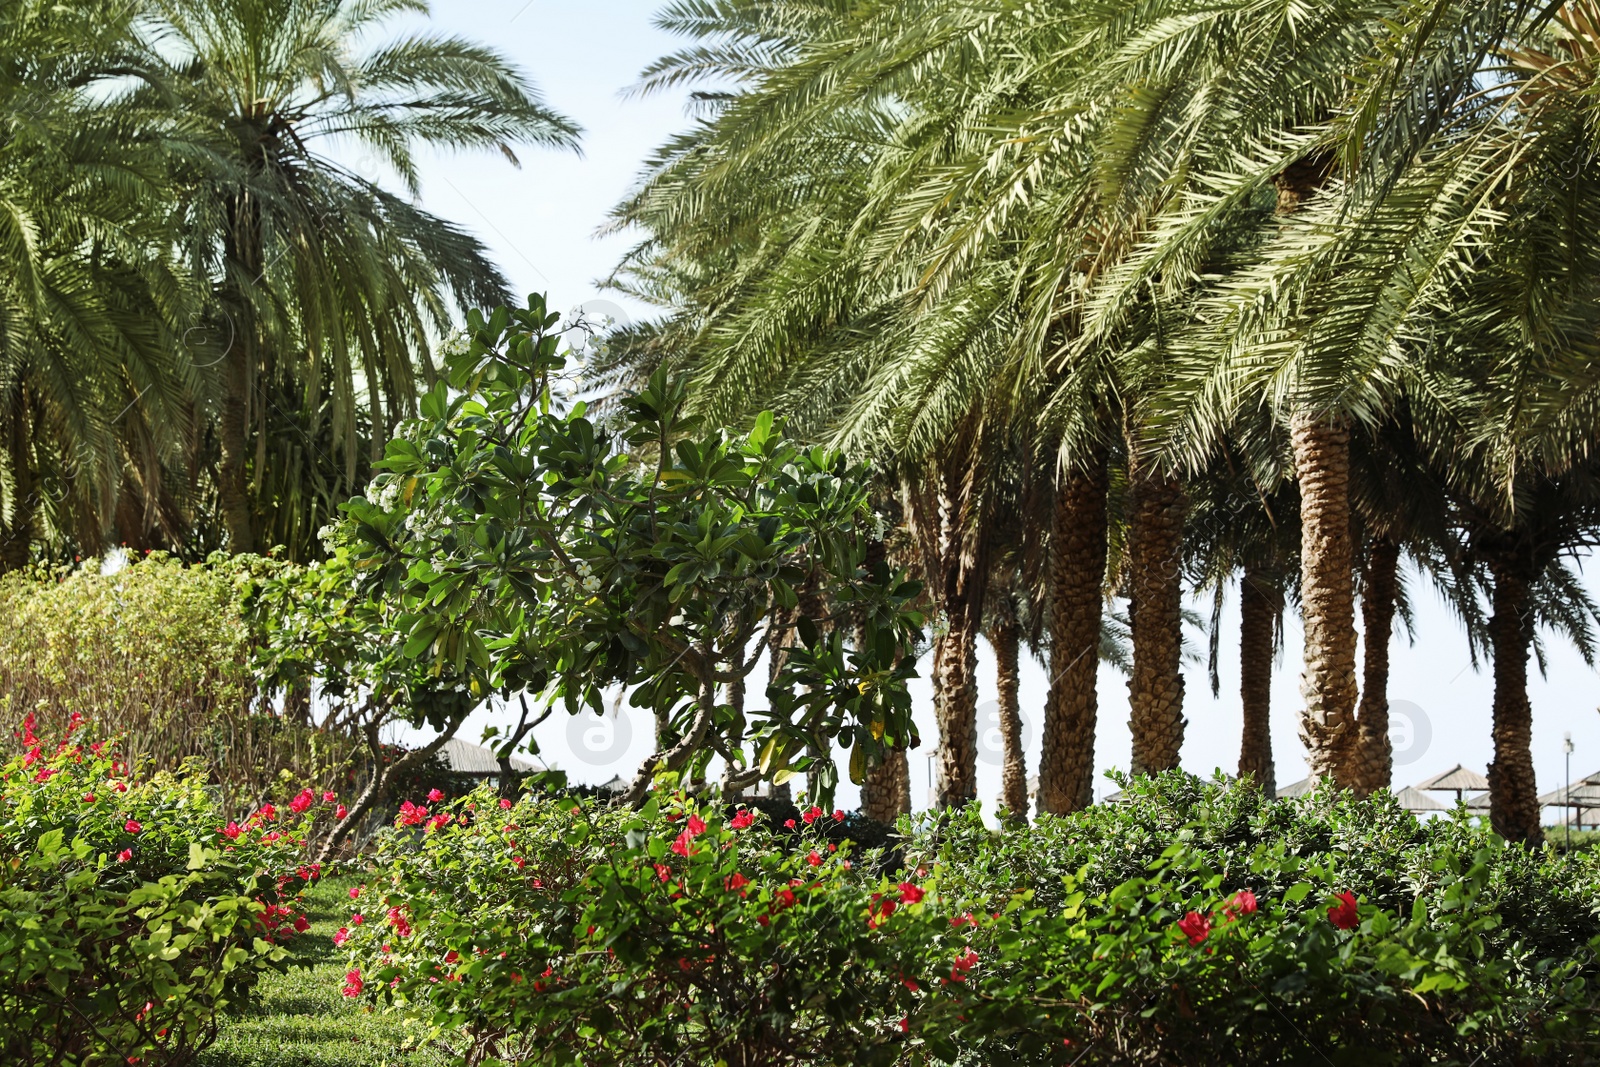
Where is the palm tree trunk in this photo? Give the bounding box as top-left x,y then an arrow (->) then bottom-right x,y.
1,386 -> 36,572
1352,536 -> 1399,795
219,193 -> 260,554
1126,457 -> 1186,776
861,749 -> 910,823
1237,562 -> 1279,796
1038,451 -> 1108,815
1486,557 -> 1542,844
990,617 -> 1028,822
933,599 -> 981,808
1289,412 -> 1360,786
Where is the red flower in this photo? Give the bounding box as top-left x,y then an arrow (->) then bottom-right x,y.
783,819 -> 797,829
221,822 -> 243,840
333,927 -> 350,946
32,767 -> 56,783
806,851 -> 822,867
899,1016 -> 909,1033
729,809 -> 754,830
335,805 -> 348,819
1225,889 -> 1258,920
670,829 -> 695,857
387,906 -> 412,937
322,791 -> 337,803
426,813 -> 451,833
725,872 -> 750,893
350,913 -> 364,925
427,788 -> 445,803
897,882 -> 924,904
66,712 -> 84,734
951,912 -> 977,928
949,948 -> 979,982
341,969 -> 364,998
499,798 -> 513,810
294,915 -> 310,933
774,887 -> 796,910
654,863 -> 672,882
82,794 -> 96,804
289,788 -> 314,815
832,809 -> 845,822
256,802 -> 277,822
124,819 -> 142,834
1328,891 -> 1359,931
1177,911 -> 1211,945
117,848 -> 133,862
113,781 -> 128,793
349,886 -> 362,900
397,800 -> 430,827
757,914 -> 770,926
801,806 -> 822,825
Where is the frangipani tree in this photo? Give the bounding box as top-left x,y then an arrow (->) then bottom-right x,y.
257,296 -> 924,834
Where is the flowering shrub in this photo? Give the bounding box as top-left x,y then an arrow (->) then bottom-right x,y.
339,779 -> 1600,1065
0,717 -> 325,1066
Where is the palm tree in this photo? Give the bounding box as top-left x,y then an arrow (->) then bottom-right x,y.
0,0 -> 196,569
134,0 -> 580,555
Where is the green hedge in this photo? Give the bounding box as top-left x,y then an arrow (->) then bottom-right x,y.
332,775 -> 1600,1066
0,718 -> 330,1065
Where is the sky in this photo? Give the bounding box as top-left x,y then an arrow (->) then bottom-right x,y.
375,1 -> 1599,819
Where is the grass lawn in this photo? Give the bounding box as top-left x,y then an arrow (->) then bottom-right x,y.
198,872 -> 447,1067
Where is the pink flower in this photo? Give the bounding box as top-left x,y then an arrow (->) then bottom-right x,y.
897,882 -> 924,904
350,913 -> 364,925
335,805 -> 348,820
349,886 -> 362,900
427,789 -> 445,803
289,788 -> 314,815
832,809 -> 845,822
1177,911 -> 1211,946
729,809 -> 754,830
1328,891 -> 1359,931
323,791 -> 337,803
499,798 -> 513,810
654,863 -> 671,882
341,969 -> 364,997
32,767 -> 56,782
686,814 -> 707,836
124,819 -> 142,834
117,848 -> 133,862
333,927 -> 350,946
397,801 -> 429,827
387,907 -> 412,937
221,822 -> 243,840
256,803 -> 276,822
783,819 -> 797,829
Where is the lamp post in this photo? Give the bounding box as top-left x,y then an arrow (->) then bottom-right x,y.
1566,732 -> 1576,849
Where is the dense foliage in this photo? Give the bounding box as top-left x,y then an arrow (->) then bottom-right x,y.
0,718 -> 327,1066
336,778 -> 1600,1066
255,294 -> 922,828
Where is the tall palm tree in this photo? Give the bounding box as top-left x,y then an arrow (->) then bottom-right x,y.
0,0 -> 196,568
134,0 -> 580,555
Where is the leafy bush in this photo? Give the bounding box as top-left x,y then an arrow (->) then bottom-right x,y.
0,554 -> 365,812
0,717 -> 329,1066
337,777 -> 1600,1066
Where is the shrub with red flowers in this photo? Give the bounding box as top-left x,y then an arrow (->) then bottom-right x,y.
334,774 -> 1600,1065
0,718 -> 321,1066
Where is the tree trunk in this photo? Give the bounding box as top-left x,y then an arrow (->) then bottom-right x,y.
932,474 -> 986,809
1038,452 -> 1109,815
861,749 -> 910,824
315,714 -> 463,864
1,386 -> 36,572
1290,413 -> 1360,786
990,617 -> 1028,822
1352,536 -> 1399,795
1125,457 -> 1186,777
218,193 -> 260,554
1237,562 -> 1279,796
1486,558 -> 1543,844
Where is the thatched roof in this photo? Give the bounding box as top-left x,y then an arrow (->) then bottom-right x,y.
440,737 -> 542,777
1414,765 -> 1489,792
1390,785 -> 1446,813
1276,777 -> 1315,798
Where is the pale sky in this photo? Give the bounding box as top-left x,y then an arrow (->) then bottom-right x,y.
386,1 -> 1598,818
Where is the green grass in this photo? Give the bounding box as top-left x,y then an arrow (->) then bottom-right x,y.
198,873 -> 447,1067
